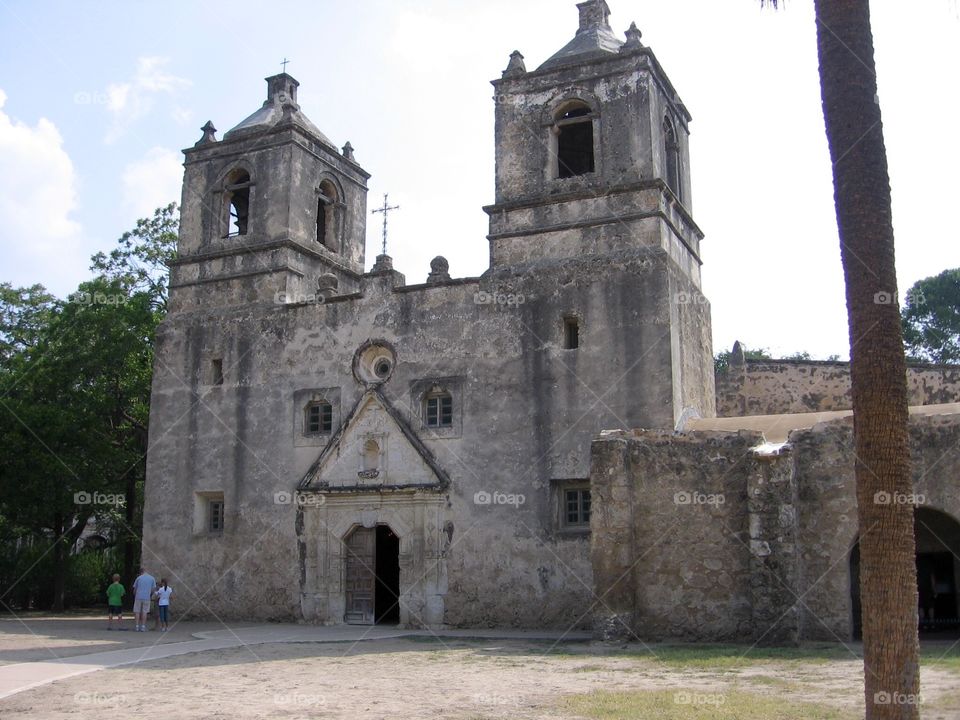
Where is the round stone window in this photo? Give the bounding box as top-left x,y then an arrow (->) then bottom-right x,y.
353,341 -> 397,386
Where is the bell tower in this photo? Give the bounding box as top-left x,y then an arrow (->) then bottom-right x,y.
484,0 -> 702,289
170,73 -> 370,312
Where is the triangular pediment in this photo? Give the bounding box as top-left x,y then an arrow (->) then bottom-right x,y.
298,389 -> 450,492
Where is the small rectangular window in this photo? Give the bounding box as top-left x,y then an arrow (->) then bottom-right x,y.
564,489 -> 591,527
211,358 -> 224,386
426,395 -> 453,428
564,317 -> 580,350
306,402 -> 333,434
208,500 -> 224,533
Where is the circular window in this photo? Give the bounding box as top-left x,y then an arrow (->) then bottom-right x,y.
353,341 -> 397,386
374,358 -> 392,379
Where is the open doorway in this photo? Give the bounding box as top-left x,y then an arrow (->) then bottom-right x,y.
375,525 -> 400,624
850,507 -> 960,638
344,524 -> 400,625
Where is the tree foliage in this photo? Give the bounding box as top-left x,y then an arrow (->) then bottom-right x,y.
901,268 -> 960,364
0,204 -> 177,611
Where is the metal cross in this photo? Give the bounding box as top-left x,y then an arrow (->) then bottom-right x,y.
281,58 -> 290,73
371,193 -> 400,256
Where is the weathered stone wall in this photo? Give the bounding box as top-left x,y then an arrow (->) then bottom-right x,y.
591,413 -> 960,642
716,358 -> 960,417
590,429 -> 796,642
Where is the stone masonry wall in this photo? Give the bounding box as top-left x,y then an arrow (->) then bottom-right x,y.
716,358 -> 960,417
592,413 -> 960,643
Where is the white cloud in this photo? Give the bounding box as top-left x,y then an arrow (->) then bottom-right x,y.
0,89 -> 88,296
105,57 -> 190,143
121,146 -> 183,220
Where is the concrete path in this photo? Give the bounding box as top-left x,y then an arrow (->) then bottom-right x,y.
0,623 -> 590,701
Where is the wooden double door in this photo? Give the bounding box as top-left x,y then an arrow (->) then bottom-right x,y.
344,525 -> 401,625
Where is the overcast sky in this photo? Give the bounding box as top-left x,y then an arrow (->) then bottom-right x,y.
0,0 -> 957,359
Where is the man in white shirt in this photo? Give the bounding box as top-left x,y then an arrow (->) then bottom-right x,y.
131,568 -> 156,632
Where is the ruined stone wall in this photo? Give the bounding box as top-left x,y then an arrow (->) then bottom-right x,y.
591,413 -> 960,643
590,429 -> 797,643
716,359 -> 960,417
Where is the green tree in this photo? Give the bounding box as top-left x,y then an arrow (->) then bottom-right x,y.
0,204 -> 177,611
901,268 -> 960,364
762,2 -> 919,717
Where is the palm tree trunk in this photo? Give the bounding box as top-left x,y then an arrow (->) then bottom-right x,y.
813,1 -> 920,717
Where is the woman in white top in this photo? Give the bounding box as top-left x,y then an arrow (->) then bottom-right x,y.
154,579 -> 174,631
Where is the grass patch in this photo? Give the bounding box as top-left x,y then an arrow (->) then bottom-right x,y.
921,643 -> 960,673
562,689 -> 856,719
621,643 -> 857,670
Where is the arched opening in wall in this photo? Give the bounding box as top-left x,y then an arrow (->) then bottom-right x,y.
555,102 -> 595,179
343,524 -> 401,625
850,507 -> 960,639
663,117 -> 682,202
316,180 -> 339,252
224,169 -> 251,237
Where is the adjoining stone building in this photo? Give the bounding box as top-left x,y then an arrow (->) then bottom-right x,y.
144,0 -> 960,641
143,0 -> 713,628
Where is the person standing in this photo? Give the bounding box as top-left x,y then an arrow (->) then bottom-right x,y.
106,574 -> 125,630
154,579 -> 173,632
130,568 -> 156,632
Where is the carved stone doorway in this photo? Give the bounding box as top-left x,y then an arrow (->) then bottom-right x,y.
344,524 -> 401,625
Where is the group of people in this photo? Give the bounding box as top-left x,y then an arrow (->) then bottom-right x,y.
105,568 -> 173,632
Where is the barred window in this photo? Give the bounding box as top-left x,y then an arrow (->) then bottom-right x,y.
208,500 -> 225,533
425,393 -> 453,428
305,401 -> 333,435
564,489 -> 591,527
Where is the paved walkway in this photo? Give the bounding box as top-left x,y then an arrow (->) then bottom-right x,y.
0,624 -> 590,701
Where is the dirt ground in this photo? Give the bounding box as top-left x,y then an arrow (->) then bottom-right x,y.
1,614 -> 958,719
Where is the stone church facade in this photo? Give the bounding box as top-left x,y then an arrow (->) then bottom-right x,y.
143,0 -> 960,640
143,0 -> 713,629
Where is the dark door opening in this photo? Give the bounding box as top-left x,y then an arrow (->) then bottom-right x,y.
850,507 -> 960,639
918,552 -> 957,633
374,525 -> 401,624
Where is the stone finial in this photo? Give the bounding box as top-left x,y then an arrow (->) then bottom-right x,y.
371,254 -> 394,273
195,120 -> 217,146
342,141 -> 355,161
316,273 -> 339,298
577,0 -> 612,32
621,21 -> 643,52
427,256 -> 451,284
731,341 -> 746,366
502,50 -> 527,78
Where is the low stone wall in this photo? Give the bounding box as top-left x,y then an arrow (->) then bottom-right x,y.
716,358 -> 960,417
591,414 -> 960,643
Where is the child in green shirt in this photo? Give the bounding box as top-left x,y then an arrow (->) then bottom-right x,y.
106,574 -> 125,630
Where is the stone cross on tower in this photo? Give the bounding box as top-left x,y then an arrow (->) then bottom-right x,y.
371,193 -> 400,256
281,57 -> 290,72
